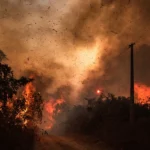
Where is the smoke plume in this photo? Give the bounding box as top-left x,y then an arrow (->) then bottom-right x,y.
0,0 -> 150,102
61,0 -> 150,99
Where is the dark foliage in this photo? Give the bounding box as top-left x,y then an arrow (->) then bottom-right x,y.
0,63 -> 33,105
62,94 -> 150,150
0,55 -> 35,149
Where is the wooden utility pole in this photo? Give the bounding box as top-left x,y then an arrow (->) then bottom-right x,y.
129,43 -> 135,124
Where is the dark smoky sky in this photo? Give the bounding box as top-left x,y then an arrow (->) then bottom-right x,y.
0,0 -> 77,101
61,0 -> 150,98
0,0 -> 150,101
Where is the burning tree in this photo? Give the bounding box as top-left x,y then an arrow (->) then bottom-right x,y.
0,50 -> 65,134
0,51 -> 43,128
0,50 -> 45,149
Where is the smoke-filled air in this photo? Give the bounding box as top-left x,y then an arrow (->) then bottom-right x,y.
1,0 -> 150,100
1,1 -> 150,149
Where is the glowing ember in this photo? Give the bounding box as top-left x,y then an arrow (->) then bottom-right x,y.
135,83 -> 150,105
6,99 -> 13,109
96,89 -> 101,95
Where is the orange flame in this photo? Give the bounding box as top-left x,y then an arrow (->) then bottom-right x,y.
19,79 -> 36,127
135,83 -> 150,105
96,89 -> 101,95
18,76 -> 65,130
2,73 -> 65,129
23,81 -> 36,105
40,98 -> 65,130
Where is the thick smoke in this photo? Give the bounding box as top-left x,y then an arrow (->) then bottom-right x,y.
0,0 -> 84,102
0,0 -> 150,103
61,0 -> 150,98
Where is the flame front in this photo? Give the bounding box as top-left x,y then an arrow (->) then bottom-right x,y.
16,81 -> 36,127
40,98 -> 65,130
135,83 -> 150,105
23,80 -> 36,105
0,73 -> 65,130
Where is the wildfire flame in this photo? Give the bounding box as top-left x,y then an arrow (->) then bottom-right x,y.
135,83 -> 150,105
17,78 -> 65,130
15,81 -> 36,127
40,98 -> 65,130
0,70 -> 65,131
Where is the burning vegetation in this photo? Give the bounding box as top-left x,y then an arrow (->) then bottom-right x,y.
0,68 -> 43,129
0,51 -> 66,149
0,49 -> 150,150
41,98 -> 65,130
135,83 -> 150,105
0,56 -> 65,130
0,0 -> 150,150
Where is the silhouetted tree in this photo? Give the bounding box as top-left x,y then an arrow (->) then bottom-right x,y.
0,50 -> 35,150
61,93 -> 150,150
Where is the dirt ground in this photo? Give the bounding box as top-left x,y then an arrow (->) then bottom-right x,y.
35,134 -> 112,150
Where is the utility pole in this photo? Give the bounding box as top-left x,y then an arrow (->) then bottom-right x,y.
129,43 -> 135,124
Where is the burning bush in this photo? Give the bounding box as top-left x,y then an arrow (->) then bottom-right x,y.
0,64 -> 43,127
0,51 -> 43,150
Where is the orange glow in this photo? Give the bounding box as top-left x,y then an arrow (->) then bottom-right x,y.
0,102 -> 3,107
41,98 -> 65,130
6,99 -> 13,109
23,81 -> 36,105
18,77 -> 36,127
0,72 -> 65,130
135,83 -> 150,105
96,89 -> 101,95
